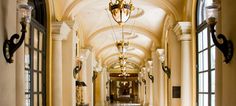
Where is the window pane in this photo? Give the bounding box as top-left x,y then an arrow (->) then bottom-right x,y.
39,53 -> 42,71
211,94 -> 215,106
39,94 -> 42,106
34,51 -> 38,70
199,94 -> 203,106
198,32 -> 203,51
25,47 -> 30,69
39,32 -> 43,50
203,50 -> 208,71
34,72 -> 38,92
34,94 -> 38,106
39,73 -> 42,92
211,70 -> 215,92
25,71 -> 30,92
34,28 -> 38,48
198,73 -> 203,92
211,46 -> 215,69
198,52 -> 203,72
202,28 -> 208,50
204,94 -> 208,106
25,94 -> 30,106
203,72 -> 208,92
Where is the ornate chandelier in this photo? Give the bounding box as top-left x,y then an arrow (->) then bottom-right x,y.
116,40 -> 129,54
119,55 -> 128,66
109,0 -> 134,25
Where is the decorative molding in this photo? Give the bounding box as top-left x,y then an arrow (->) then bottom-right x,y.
66,20 -> 79,31
96,43 -> 149,59
79,49 -> 91,61
87,25 -> 160,47
52,22 -> 71,40
173,22 -> 192,41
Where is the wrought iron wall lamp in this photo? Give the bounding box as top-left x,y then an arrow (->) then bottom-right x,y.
147,72 -> 154,83
3,4 -> 33,63
161,63 -> 171,78
206,3 -> 233,63
157,49 -> 171,78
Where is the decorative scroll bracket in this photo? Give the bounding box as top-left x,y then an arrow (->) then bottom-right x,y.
3,21 -> 26,63
148,72 -> 154,83
162,63 -> 171,78
208,18 -> 234,63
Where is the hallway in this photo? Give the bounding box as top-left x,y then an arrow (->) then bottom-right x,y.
1,0 -> 236,106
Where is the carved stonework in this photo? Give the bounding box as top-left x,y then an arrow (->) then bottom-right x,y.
52,22 -> 71,40
173,22 -> 192,41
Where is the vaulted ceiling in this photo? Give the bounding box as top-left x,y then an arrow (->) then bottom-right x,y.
52,0 -> 185,71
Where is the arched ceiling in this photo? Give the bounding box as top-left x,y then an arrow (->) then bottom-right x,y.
52,0 -> 185,72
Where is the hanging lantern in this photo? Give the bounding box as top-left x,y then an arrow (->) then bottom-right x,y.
109,0 -> 134,25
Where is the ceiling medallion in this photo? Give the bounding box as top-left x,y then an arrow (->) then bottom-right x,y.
109,0 -> 134,25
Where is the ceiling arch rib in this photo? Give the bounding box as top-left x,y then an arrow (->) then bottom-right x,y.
106,59 -> 141,69
62,0 -> 180,21
96,43 -> 149,59
103,53 -> 142,65
87,25 -> 160,47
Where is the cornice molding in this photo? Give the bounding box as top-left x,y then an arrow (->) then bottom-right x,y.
52,22 -> 71,40
173,22 -> 192,41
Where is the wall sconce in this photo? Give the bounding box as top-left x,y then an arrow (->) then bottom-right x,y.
92,63 -> 102,82
147,58 -> 154,83
157,49 -> 171,78
206,3 -> 234,63
73,60 -> 82,79
3,4 -> 33,63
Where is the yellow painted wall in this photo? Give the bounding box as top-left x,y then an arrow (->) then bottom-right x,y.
0,0 -> 17,105
221,0 -> 236,106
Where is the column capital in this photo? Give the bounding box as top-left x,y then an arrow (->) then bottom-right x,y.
79,49 -> 91,61
52,22 -> 71,40
173,22 -> 192,41
66,21 -> 79,31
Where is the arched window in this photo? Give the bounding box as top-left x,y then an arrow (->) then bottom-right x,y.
24,0 -> 47,106
196,0 -> 215,106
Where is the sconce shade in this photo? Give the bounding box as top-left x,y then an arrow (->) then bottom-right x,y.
18,4 -> 33,23
109,0 -> 134,25
206,3 -> 218,24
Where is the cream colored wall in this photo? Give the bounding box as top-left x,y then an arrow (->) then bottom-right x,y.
220,0 -> 236,106
0,0 -> 17,106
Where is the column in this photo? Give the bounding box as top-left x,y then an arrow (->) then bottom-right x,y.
173,22 -> 192,106
62,21 -> 79,106
152,50 -> 159,106
156,49 -> 165,106
79,49 -> 91,105
52,22 -> 71,106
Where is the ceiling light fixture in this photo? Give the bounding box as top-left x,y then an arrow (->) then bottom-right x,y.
109,0 -> 134,25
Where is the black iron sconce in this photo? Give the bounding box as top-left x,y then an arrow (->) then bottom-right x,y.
148,72 -> 154,83
161,63 -> 171,78
206,3 -> 233,63
92,71 -> 98,82
3,4 -> 33,63
157,49 -> 171,78
73,60 -> 82,79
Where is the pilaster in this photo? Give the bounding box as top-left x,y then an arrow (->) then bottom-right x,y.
174,21 -> 192,106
